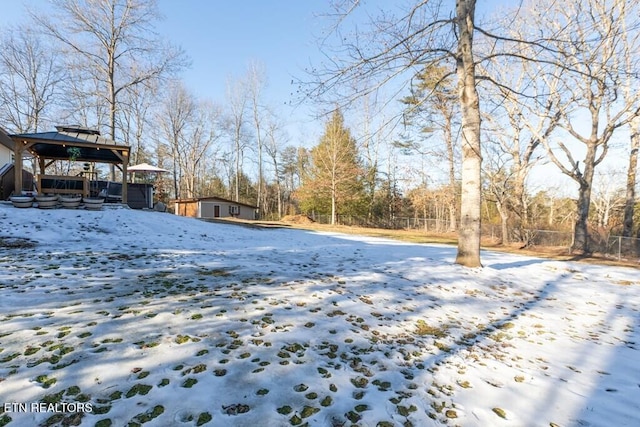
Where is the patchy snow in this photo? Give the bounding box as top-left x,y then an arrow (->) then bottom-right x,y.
0,203 -> 638,426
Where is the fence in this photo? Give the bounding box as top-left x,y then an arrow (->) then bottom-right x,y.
310,214 -> 457,233
308,214 -> 640,262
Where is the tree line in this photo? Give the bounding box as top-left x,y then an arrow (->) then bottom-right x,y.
1,0 -> 639,266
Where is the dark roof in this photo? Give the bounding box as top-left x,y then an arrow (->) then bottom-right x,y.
174,196 -> 258,209
10,126 -> 129,164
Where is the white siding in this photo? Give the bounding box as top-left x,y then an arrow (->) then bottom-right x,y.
0,145 -> 12,167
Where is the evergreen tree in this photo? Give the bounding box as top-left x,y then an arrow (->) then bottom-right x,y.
298,109 -> 364,224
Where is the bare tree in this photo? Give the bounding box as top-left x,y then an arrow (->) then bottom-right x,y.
280,145 -> 306,215
402,65 -> 459,231
483,144 -> 513,245
623,116 -> 640,237
591,170 -> 625,229
246,61 -> 269,211
453,0 -> 482,266
155,82 -> 195,199
179,102 -> 222,198
59,58 -> 109,131
117,80 -> 158,164
302,0 -> 484,266
225,74 -> 250,202
481,56 -> 561,244
32,0 -> 187,177
524,0 -> 640,254
264,114 -> 288,219
619,3 -> 640,238
0,27 -> 64,133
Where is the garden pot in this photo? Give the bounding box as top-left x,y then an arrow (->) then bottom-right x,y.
10,196 -> 34,208
35,195 -> 59,209
83,197 -> 104,210
60,196 -> 82,209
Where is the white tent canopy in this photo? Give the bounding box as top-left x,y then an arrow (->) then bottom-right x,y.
127,163 -> 169,173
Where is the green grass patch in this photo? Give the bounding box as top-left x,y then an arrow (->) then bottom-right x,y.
182,378 -> 198,388
24,346 -> 40,356
196,412 -> 212,426
300,406 -> 320,418
277,406 -> 292,415
35,374 -> 57,389
125,384 -> 152,398
132,405 -> 164,423
41,391 -> 65,404
0,352 -> 19,363
65,386 -> 81,395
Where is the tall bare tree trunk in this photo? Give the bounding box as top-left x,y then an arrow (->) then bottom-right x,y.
331,185 -> 337,225
496,200 -> 509,245
455,0 -> 482,267
109,73 -> 117,181
573,145 -> 597,254
623,116 -> 639,237
444,115 -> 458,231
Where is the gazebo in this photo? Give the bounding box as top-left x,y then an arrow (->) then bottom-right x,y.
9,125 -> 130,203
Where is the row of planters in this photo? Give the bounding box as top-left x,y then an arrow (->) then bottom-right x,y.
10,195 -> 104,210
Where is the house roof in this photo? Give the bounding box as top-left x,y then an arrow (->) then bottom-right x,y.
173,196 -> 258,209
0,127 -> 15,151
9,126 -> 130,164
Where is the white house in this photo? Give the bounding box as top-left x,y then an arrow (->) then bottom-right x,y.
0,127 -> 14,166
173,196 -> 259,221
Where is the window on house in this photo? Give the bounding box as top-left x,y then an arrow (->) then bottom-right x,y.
229,205 -> 240,215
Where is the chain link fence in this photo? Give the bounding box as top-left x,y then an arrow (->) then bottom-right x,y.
307,214 -> 640,262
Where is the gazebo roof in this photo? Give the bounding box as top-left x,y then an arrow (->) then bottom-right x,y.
10,125 -> 130,164
8,125 -> 130,202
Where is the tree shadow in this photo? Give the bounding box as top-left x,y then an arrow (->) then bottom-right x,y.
1,218 -> 637,426
485,257 -> 546,270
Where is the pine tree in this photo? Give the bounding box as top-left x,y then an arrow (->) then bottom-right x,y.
298,109 -> 364,224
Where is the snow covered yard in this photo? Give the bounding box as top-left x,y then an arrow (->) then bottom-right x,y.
0,203 -> 638,427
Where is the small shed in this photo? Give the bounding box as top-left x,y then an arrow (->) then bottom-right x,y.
173,196 -> 258,221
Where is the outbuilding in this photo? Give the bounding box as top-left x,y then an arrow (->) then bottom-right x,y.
173,196 -> 258,221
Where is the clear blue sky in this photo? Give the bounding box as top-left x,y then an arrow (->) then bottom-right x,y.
0,0 -> 333,144
156,0 -> 331,144
156,0 -> 322,102
0,0 -> 512,143
0,0 -> 627,195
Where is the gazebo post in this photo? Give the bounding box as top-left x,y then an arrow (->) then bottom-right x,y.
13,141 -> 23,196
122,154 -> 128,205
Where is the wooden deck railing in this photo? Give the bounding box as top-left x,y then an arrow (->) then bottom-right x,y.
37,174 -> 89,197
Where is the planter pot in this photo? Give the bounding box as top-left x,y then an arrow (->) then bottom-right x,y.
83,198 -> 104,210
60,196 -> 82,209
10,196 -> 34,208
35,195 -> 59,209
